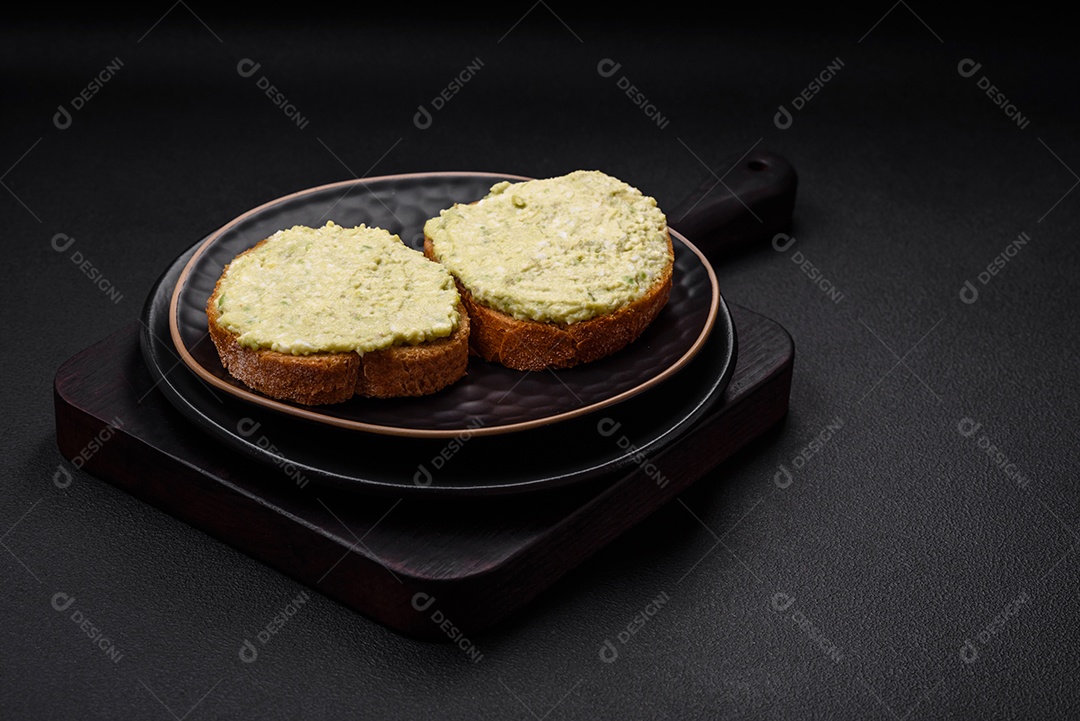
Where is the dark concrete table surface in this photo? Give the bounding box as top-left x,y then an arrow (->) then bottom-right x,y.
4,8 -> 1077,719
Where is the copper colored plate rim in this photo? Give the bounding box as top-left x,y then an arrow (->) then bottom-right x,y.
167,171 -> 721,439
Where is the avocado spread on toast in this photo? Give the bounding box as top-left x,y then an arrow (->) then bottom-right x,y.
423,170 -> 670,325
214,221 -> 460,355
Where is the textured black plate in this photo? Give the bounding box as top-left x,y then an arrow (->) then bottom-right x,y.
168,172 -> 719,438
141,241 -> 736,496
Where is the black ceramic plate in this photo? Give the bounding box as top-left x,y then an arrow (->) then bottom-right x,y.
141,241 -> 736,496
168,172 -> 719,438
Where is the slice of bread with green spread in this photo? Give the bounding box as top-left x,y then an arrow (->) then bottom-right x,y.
207,221 -> 469,404
423,170 -> 673,370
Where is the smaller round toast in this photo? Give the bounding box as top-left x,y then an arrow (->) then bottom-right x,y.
423,170 -> 674,371
206,222 -> 469,404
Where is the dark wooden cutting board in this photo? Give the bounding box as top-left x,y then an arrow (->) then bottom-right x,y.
53,303 -> 791,640
52,149 -> 798,639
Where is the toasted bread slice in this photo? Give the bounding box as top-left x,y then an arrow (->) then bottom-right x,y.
424,235 -> 670,370
206,223 -> 469,404
423,171 -> 674,371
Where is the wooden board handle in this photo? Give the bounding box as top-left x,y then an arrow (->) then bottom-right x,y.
669,149 -> 797,260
